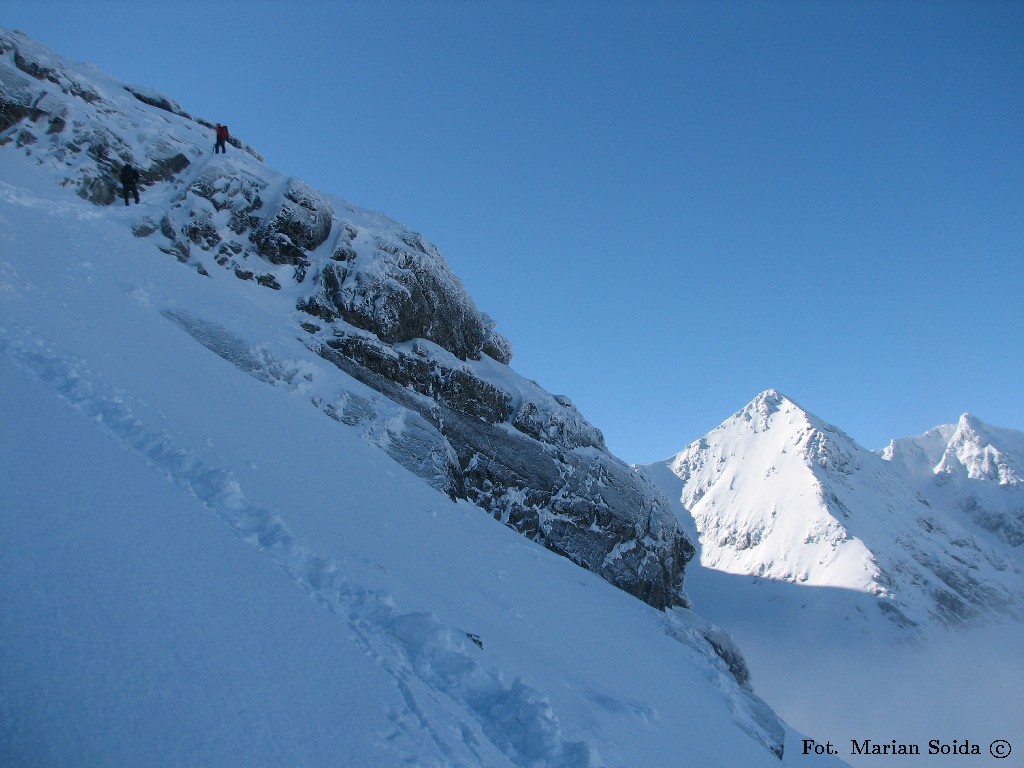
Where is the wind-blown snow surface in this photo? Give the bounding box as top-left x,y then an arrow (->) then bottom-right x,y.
641,391 -> 1024,767
0,98 -> 830,768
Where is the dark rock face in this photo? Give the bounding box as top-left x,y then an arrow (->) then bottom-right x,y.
316,331 -> 694,608
301,234 -> 488,362
254,179 -> 333,265
323,335 -> 514,424
481,314 -> 513,365
0,65 -> 35,133
124,85 -> 186,116
143,139 -> 191,183
0,27 -> 695,610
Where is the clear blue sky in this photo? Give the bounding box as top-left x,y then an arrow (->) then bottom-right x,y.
5,1 -> 1022,463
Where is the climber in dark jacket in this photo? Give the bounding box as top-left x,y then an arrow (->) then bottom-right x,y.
214,123 -> 229,154
120,163 -> 140,206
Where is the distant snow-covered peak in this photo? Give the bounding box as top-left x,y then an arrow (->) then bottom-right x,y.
661,390 -> 881,595
938,413 -> 1023,485
882,412 -> 1024,487
648,392 -> 1024,630
670,389 -> 859,485
728,389 -> 807,435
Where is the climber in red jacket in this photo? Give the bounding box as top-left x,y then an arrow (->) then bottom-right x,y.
214,123 -> 229,154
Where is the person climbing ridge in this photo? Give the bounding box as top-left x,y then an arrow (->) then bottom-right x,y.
120,163 -> 140,206
214,122 -> 230,154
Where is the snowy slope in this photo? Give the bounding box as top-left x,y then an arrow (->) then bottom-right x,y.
0,32 -> 827,768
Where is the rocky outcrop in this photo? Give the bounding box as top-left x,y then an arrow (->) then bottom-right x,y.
315,329 -> 694,608
253,179 -> 333,266
299,231 -> 490,362
0,27 -> 695,609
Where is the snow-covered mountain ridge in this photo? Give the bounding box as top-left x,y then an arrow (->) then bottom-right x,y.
643,389 -> 1024,630
0,27 -> 692,609
883,413 -> 1024,544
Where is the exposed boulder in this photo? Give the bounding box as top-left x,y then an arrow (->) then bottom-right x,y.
481,313 -> 513,364
124,84 -> 187,116
512,394 -> 606,452
253,179 -> 333,266
182,212 -> 221,250
142,137 -> 191,183
7,32 -> 100,104
301,232 -> 488,361
77,173 -> 117,205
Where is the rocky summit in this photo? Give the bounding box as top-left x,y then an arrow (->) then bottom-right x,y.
0,28 -> 693,609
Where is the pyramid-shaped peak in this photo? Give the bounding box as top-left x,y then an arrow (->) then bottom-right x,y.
753,388 -> 787,406
745,388 -> 792,415
747,389 -> 815,415
728,389 -> 818,435
950,413 -> 1013,453
958,413 -> 983,431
